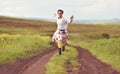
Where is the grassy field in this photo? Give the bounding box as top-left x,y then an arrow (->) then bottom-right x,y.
45,46 -> 79,74
0,16 -> 55,65
0,16 -> 120,72
0,34 -> 53,65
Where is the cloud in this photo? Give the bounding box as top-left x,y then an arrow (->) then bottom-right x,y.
0,0 -> 119,19
76,2 -> 105,14
73,0 -> 120,19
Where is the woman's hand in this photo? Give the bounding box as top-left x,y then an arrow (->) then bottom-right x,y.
69,15 -> 74,23
70,15 -> 74,20
53,14 -> 57,17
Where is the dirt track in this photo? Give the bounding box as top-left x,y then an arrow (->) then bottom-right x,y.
74,46 -> 120,74
21,50 -> 56,74
0,46 -> 119,74
0,49 -> 56,74
21,45 -> 120,74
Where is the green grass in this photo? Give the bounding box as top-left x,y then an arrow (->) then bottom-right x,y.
0,34 -> 53,65
45,46 -> 79,74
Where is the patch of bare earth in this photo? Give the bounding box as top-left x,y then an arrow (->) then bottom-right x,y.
74,46 -> 120,74
0,49 -> 56,74
21,50 -> 56,74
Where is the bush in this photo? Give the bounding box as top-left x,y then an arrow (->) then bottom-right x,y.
102,33 -> 110,39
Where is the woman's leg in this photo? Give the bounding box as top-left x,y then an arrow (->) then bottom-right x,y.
57,40 -> 63,55
62,41 -> 66,51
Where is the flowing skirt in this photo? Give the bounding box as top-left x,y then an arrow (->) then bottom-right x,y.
52,30 -> 69,43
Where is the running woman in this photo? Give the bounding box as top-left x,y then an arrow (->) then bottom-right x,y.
52,9 -> 74,55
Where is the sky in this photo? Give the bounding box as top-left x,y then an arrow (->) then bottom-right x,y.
0,0 -> 120,20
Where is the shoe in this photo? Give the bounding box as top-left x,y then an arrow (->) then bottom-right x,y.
62,46 -> 65,51
58,48 -> 62,55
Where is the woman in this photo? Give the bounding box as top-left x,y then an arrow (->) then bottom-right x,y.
52,9 -> 74,55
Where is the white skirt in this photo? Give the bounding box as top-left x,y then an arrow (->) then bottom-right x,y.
52,30 -> 69,43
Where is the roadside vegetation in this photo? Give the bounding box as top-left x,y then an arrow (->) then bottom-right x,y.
0,34 -> 53,65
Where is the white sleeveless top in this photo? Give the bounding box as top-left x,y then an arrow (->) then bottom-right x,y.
56,17 -> 71,30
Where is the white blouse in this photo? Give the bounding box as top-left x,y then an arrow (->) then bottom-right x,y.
56,17 -> 71,30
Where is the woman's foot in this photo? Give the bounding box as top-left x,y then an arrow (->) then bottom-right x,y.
62,46 -> 65,51
58,48 -> 62,55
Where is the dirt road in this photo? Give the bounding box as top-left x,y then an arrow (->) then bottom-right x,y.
74,46 -> 120,74
0,46 -> 119,74
21,50 -> 56,74
0,49 -> 56,74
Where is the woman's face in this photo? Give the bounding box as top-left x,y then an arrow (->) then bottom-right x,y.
57,11 -> 63,17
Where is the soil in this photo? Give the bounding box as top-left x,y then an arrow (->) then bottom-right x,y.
0,45 -> 120,74
73,46 -> 120,74
0,49 -> 56,74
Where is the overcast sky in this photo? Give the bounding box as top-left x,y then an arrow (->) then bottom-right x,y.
0,0 -> 120,20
